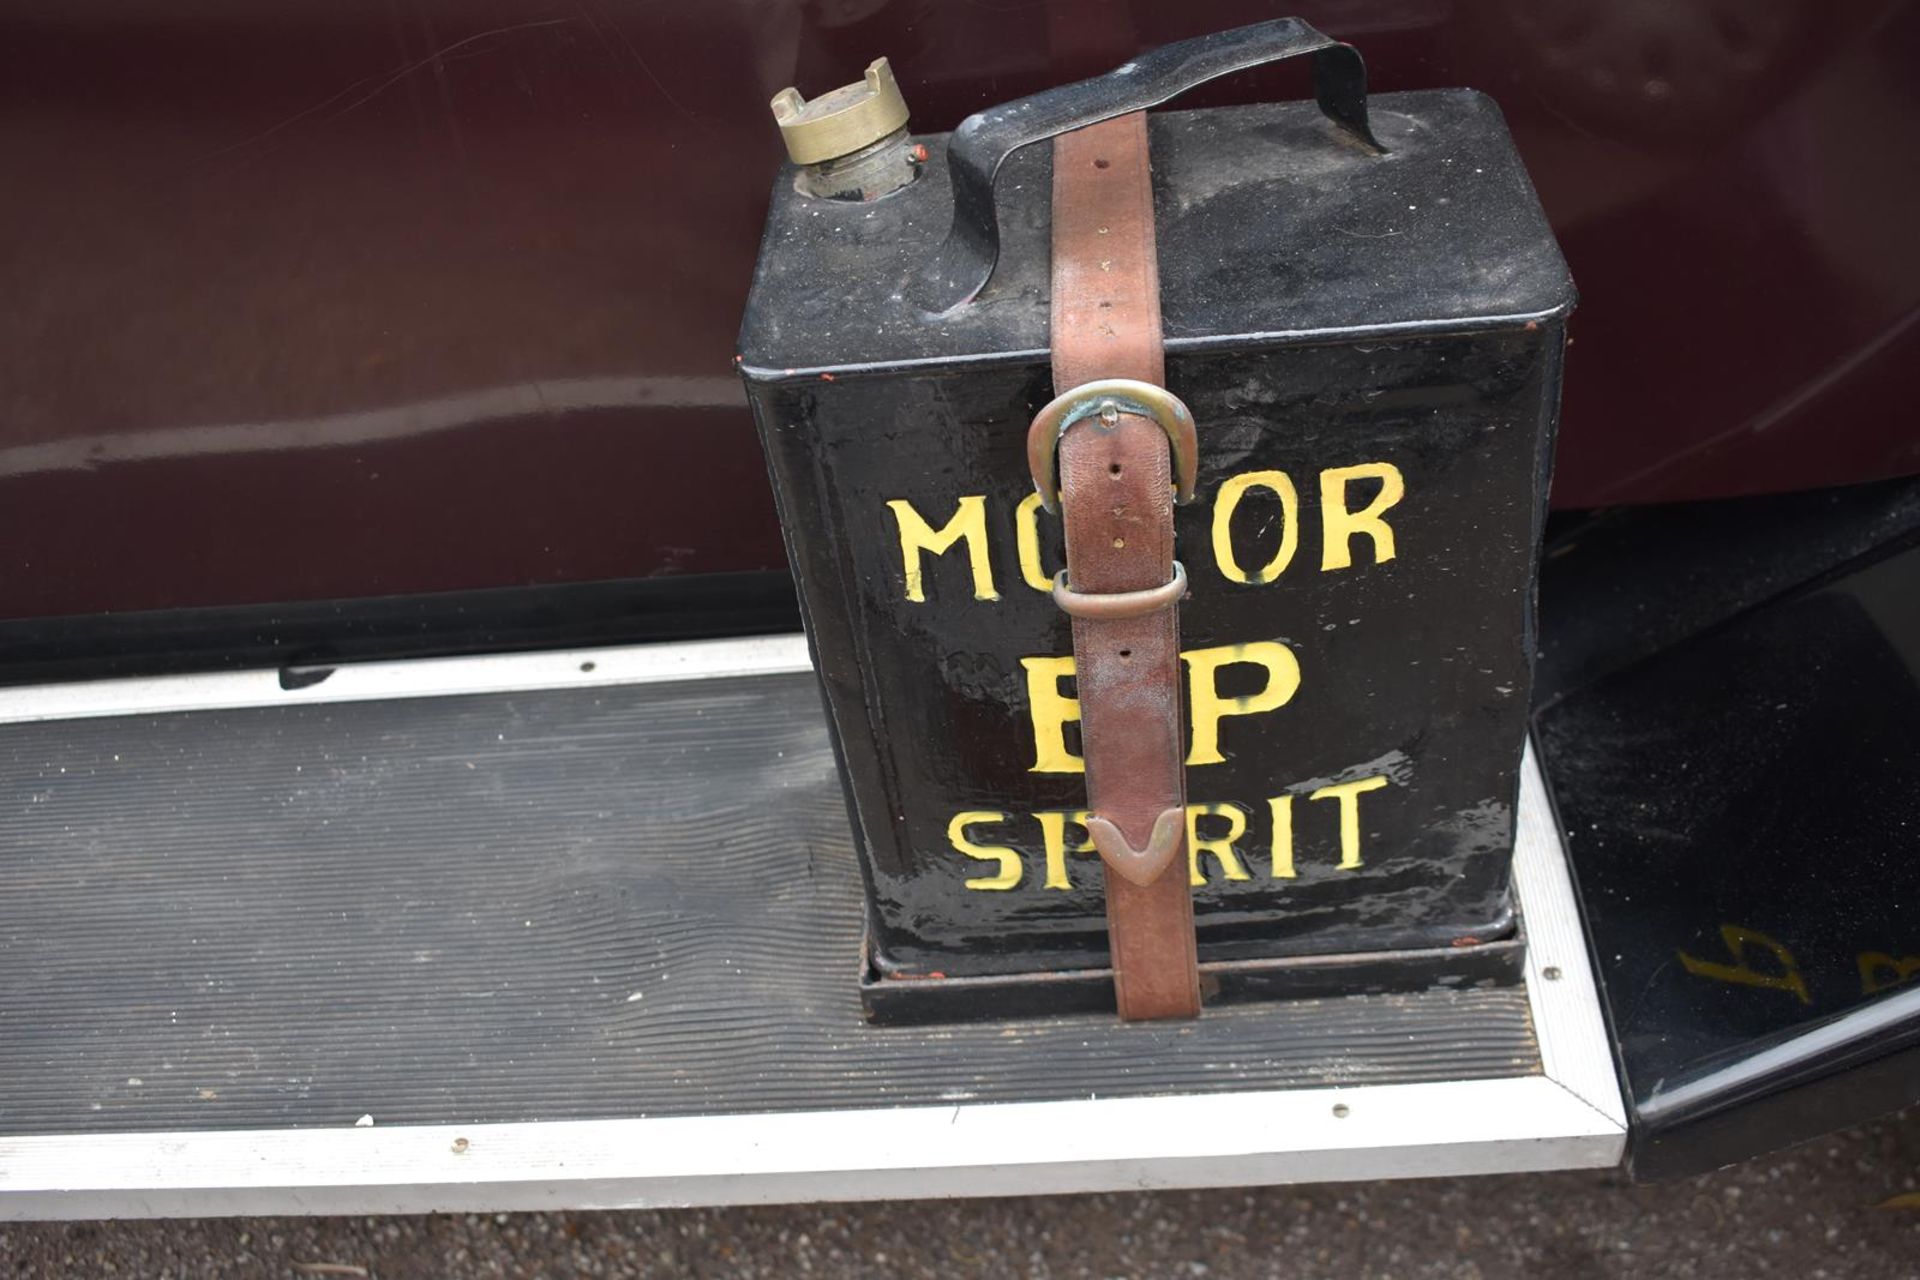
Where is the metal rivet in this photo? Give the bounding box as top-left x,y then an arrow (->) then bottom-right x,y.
1542,965 -> 1563,981
1332,1103 -> 1351,1119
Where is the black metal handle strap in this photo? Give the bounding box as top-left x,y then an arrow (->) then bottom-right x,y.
912,17 -> 1380,312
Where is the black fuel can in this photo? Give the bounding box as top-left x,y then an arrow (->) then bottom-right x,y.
736,22 -> 1573,1020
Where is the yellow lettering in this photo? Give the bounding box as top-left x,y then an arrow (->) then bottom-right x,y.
1859,952 -> 1920,995
1037,809 -> 1094,890
1269,794 -> 1296,879
948,810 -> 1021,890
1021,655 -> 1083,774
886,495 -> 999,603
1029,641 -> 1306,771
1014,491 -> 1056,593
1187,802 -> 1252,886
1319,462 -> 1405,571
1678,925 -> 1811,1004
1182,641 -> 1302,766
1310,775 -> 1388,869
1212,470 -> 1299,585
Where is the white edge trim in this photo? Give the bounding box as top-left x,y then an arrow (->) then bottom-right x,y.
0,638 -> 1625,1217
0,634 -> 814,726
0,1077 -> 1615,1219
1516,741 -> 1630,1131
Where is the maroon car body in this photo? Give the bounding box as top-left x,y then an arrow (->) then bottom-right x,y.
2,0 -> 1916,628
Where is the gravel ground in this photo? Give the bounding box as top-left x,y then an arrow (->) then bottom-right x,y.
6,1106 -> 1917,1278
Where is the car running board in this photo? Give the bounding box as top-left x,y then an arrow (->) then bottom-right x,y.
0,636 -> 1623,1219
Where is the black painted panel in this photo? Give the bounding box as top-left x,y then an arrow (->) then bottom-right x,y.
1535,482 -> 1920,1178
740,91 -> 1571,978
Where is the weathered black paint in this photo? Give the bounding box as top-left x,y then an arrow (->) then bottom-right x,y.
739,88 -> 1572,984
863,929 -> 1528,1026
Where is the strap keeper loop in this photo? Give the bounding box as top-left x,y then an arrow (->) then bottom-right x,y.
1051,561 -> 1188,620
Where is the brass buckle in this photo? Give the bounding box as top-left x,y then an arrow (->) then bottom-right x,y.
1026,379 -> 1198,515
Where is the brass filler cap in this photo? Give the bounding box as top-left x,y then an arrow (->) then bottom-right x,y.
771,58 -> 910,166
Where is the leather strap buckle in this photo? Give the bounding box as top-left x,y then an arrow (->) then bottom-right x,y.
1027,379 -> 1199,514
1046,111 -> 1202,1021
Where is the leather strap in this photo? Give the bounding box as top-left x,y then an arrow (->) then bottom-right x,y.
1049,112 -> 1201,1020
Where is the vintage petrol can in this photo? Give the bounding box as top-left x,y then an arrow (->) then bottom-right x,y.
737,21 -> 1573,1020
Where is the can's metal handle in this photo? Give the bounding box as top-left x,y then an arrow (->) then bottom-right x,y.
911,18 -> 1380,313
